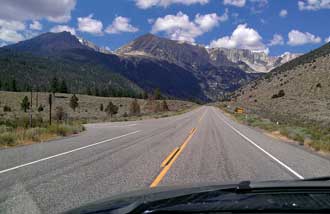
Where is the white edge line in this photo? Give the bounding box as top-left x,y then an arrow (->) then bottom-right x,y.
0,130 -> 141,175
213,108 -> 304,180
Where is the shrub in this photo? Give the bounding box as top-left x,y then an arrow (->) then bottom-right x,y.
129,99 -> 140,116
21,96 -> 30,112
0,125 -> 13,133
48,124 -> 84,136
161,100 -> 169,111
38,105 -> 44,112
69,94 -> 79,111
3,105 -> 11,112
105,101 -> 118,117
0,132 -> 17,146
55,107 -> 67,122
272,90 -> 285,99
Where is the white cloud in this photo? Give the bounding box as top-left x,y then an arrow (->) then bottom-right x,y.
223,0 -> 246,7
0,42 -> 8,47
298,0 -> 330,11
50,25 -> 76,35
195,9 -> 228,31
287,30 -> 321,46
151,11 -> 227,43
78,14 -> 103,35
325,36 -> 330,43
279,9 -> 288,17
29,20 -> 42,30
105,16 -> 139,34
135,0 -> 209,9
268,34 -> 284,46
0,0 -> 76,23
0,19 -> 26,43
209,24 -> 268,54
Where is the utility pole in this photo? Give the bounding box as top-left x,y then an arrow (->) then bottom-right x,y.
49,94 -> 52,125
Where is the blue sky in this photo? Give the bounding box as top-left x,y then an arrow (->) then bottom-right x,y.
0,0 -> 329,56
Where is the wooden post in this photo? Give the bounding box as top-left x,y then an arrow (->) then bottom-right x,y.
49,94 -> 52,125
36,91 -> 38,108
30,90 -> 33,128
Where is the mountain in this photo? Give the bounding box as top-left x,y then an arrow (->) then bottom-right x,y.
6,32 -> 89,55
207,48 -> 301,73
77,37 -> 112,54
116,34 -> 301,100
116,34 -> 264,100
0,32 -> 301,101
0,32 -> 205,101
230,42 -> 330,128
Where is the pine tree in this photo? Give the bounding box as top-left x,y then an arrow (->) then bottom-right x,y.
11,79 -> 17,92
105,101 -> 118,117
60,80 -> 68,93
21,96 -> 30,112
86,87 -> 92,95
154,88 -> 162,100
94,87 -> 100,96
142,91 -> 148,99
161,100 -> 169,111
51,77 -> 59,93
69,94 -> 79,111
129,99 -> 140,116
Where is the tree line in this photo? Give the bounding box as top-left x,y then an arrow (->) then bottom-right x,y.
0,77 -> 166,100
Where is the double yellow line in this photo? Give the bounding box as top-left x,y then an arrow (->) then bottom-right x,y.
150,128 -> 197,188
150,109 -> 207,188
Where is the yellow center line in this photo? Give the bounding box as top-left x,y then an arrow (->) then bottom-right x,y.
161,147 -> 180,168
150,128 -> 197,188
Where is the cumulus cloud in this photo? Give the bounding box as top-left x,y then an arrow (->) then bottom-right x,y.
50,25 -> 76,35
195,9 -> 228,31
0,0 -> 76,23
0,19 -> 26,43
268,34 -> 284,46
135,0 -> 209,9
223,0 -> 246,7
298,0 -> 330,11
29,20 -> 42,30
279,9 -> 288,17
151,11 -> 227,43
209,24 -> 268,53
105,16 -> 139,34
78,14 -> 103,35
325,36 -> 330,43
287,30 -> 321,46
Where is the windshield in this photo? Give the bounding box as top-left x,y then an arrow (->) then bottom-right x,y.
0,0 -> 330,213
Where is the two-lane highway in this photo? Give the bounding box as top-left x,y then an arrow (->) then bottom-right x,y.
1,106 -> 330,213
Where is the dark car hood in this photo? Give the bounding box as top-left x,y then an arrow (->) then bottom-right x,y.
65,179 -> 330,214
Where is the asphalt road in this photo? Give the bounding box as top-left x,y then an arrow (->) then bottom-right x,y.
1,106 -> 330,213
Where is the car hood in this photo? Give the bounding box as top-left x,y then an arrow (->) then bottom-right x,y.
65,178 -> 330,214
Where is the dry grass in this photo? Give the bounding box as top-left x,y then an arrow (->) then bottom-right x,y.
218,104 -> 330,154
0,91 -> 196,123
0,91 -> 197,148
0,123 -> 84,148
